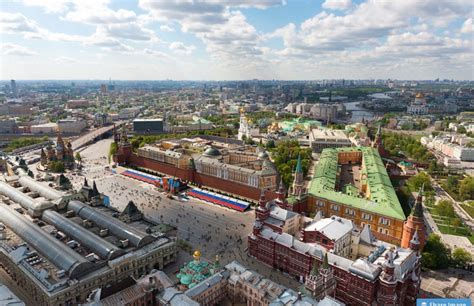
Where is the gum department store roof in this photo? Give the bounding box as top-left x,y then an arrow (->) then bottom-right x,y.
308,146 -> 405,221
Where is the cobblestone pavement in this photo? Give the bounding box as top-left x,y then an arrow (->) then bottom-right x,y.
421,269 -> 474,300
67,138 -> 302,290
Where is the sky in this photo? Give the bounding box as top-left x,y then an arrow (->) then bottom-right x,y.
0,0 -> 473,80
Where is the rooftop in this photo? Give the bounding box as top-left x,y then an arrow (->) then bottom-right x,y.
308,147 -> 405,220
133,118 -> 163,122
304,216 -> 354,241
309,129 -> 351,141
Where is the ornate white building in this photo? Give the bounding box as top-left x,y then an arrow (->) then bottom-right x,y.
237,108 -> 260,141
407,92 -> 428,115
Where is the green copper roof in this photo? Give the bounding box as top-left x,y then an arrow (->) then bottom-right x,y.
295,154 -> 303,174
279,118 -> 322,132
177,259 -> 212,288
308,146 -> 405,220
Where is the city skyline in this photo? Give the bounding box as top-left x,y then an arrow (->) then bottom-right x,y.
1,0 -> 473,81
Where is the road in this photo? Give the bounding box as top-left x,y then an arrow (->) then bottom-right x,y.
71,124 -> 120,150
64,137 -> 302,290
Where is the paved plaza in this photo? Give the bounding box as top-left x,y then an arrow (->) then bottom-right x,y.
64,138 -> 302,290
421,269 -> 474,300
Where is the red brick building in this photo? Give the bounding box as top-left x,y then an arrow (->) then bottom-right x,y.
249,197 -> 422,306
114,129 -> 278,202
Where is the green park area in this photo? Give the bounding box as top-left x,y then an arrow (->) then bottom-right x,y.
3,136 -> 49,152
460,201 -> 474,218
422,234 -> 472,270
427,199 -> 474,244
440,175 -> 474,202
269,140 -> 312,188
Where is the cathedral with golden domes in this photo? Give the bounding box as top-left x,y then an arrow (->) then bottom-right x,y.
237,107 -> 260,141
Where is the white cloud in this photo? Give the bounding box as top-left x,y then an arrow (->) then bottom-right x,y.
0,11 -> 140,50
0,12 -> 40,34
143,48 -> 169,58
461,18 -> 473,34
5,0 -> 474,80
139,1 -> 277,67
30,0 -> 136,25
53,56 -> 77,63
322,0 -> 351,10
160,24 -> 174,32
1,42 -> 37,56
0,12 -> 85,42
21,0 -> 72,13
169,42 -> 196,55
65,8 -> 136,24
270,0 -> 472,53
103,23 -> 156,41
79,27 -> 134,52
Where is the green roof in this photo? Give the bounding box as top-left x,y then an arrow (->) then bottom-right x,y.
308,146 -> 405,220
279,118 -> 322,132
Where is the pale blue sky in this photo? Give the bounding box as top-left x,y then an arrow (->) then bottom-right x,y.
1,0 -> 472,80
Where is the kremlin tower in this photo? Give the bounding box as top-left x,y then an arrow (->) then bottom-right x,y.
401,185 -> 427,250
304,253 -> 336,301
255,189 -> 270,221
291,154 -> 305,198
372,124 -> 388,157
114,126 -> 132,164
274,178 -> 289,210
376,249 -> 398,305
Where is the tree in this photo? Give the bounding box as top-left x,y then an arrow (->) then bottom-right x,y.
108,142 -> 118,163
422,234 -> 451,269
266,140 -> 275,149
450,218 -> 461,229
436,199 -> 455,218
270,140 -> 312,187
451,248 -> 472,267
457,126 -> 467,134
424,193 -> 435,207
459,177 -> 474,201
446,175 -> 459,192
49,161 -> 65,173
75,152 -> 82,163
406,172 -> 432,192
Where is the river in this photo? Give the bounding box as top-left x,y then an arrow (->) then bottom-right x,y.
344,101 -> 376,123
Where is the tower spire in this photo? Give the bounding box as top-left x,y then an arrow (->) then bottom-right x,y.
410,227 -> 420,252
291,153 -> 305,198
295,153 -> 303,174
411,184 -> 424,218
259,189 -> 266,208
322,253 -> 329,270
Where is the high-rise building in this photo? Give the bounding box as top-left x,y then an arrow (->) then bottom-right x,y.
10,79 -> 17,97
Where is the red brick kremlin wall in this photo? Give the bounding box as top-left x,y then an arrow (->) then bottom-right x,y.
128,154 -> 277,202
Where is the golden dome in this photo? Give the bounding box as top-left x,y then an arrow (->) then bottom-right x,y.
415,92 -> 424,98
193,250 -> 201,259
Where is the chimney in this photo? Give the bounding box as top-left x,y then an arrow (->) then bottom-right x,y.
297,292 -> 302,301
